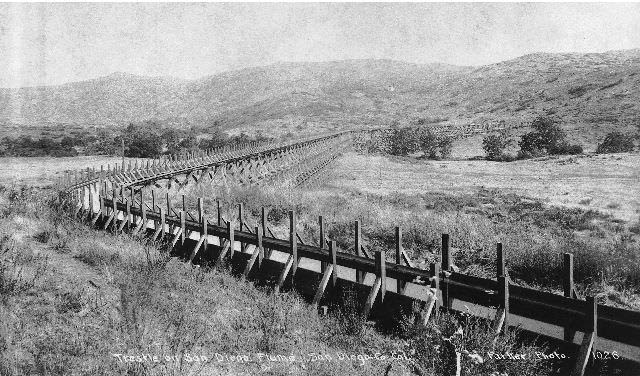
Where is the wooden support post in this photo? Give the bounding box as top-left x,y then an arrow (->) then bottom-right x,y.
217,199 -> 222,226
319,216 -> 328,273
564,253 -> 577,343
494,275 -> 509,337
262,207 -> 272,259
275,255 -> 294,294
198,197 -> 204,224
441,233 -> 452,311
242,226 -> 263,278
442,233 -> 451,271
151,189 -> 156,212
496,242 -> 505,277
312,264 -> 335,308
420,263 -> 440,325
571,296 -> 597,376
329,240 -> 338,288
160,207 -> 166,239
189,216 -> 207,264
376,250 -> 386,303
87,184 -> 94,221
228,221 -> 235,259
238,203 -> 246,253
289,210 -> 298,279
363,250 -> 386,319
396,226 -> 406,294
355,220 -> 365,283
564,253 -> 575,298
180,210 -> 186,246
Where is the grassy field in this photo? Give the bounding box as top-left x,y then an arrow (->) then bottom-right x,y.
0,156 -> 124,188
334,151 -> 640,222
172,149 -> 640,312
0,186 -> 556,376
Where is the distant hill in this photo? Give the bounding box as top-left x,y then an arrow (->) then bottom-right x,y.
2,51 -> 640,138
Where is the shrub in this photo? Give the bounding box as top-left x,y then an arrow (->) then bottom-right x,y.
596,131 -> 635,154
390,128 -> 420,156
482,132 -> 513,161
418,129 -> 453,160
518,116 -> 582,157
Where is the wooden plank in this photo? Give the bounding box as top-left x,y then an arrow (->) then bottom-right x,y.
430,263 -> 441,317
362,277 -> 382,319
496,242 -> 504,277
355,220 -> 364,283
274,255 -> 295,294
319,216 -> 327,272
571,296 -> 597,376
564,253 -> 577,343
242,226 -> 263,278
214,241 -> 231,266
493,275 -> 510,337
312,264 -> 335,307
395,226 -> 406,294
170,227 -> 183,249
289,210 -> 298,279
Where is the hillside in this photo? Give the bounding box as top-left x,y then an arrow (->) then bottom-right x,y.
1,50 -> 640,137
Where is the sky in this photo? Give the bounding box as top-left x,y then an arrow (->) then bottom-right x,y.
1,2 -> 640,88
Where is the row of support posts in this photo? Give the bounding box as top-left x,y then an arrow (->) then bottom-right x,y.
75,188 -> 600,376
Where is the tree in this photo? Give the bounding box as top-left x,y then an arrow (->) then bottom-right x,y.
417,129 -> 452,160
596,131 -> 635,154
518,116 -> 582,157
124,123 -> 163,158
483,132 -> 513,161
390,128 -> 420,156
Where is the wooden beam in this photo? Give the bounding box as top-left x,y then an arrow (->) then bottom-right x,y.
228,222 -> 235,259
430,263 -> 441,317
312,264 -> 335,308
571,296 -> 597,376
355,220 -> 365,283
275,254 -> 295,294
289,210 -> 298,280
564,252 -> 577,343
363,277 -> 382,319
242,226 -> 263,278
493,275 -> 510,337
441,233 -> 452,311
396,226 -> 406,294
170,227 -> 183,249
189,216 -> 207,263
496,242 -> 505,277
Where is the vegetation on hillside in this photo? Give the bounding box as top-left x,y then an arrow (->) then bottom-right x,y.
0,122 -> 273,158
517,117 -> 583,159
386,128 -> 453,159
596,131 -> 636,154
482,116 -> 585,161
482,132 -> 513,161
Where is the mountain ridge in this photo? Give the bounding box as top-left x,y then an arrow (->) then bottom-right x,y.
1,50 -> 639,137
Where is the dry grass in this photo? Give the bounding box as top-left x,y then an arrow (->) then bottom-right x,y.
333,151 -> 640,221
184,174 -> 640,311
0,185 -> 557,376
0,156 -> 127,188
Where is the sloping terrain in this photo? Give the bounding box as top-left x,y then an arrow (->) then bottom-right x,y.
1,50 -> 640,138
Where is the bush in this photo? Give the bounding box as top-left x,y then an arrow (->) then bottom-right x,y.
482,132 -> 513,161
390,128 -> 420,156
596,131 -> 635,154
418,129 -> 452,160
518,116 -> 582,157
